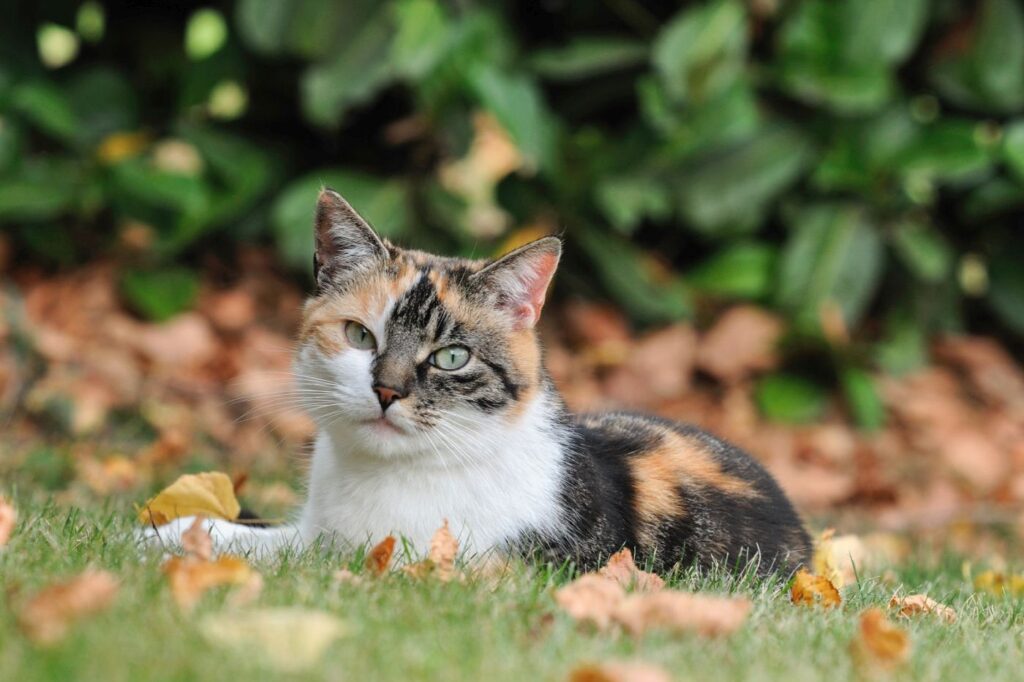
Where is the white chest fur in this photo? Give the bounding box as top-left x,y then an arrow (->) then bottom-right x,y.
298,394 -> 569,555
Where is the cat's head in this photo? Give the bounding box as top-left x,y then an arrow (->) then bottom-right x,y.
295,188 -> 560,460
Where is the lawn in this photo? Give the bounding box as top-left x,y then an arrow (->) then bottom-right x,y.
2,490 -> 1023,682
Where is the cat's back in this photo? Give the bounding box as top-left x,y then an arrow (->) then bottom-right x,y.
563,411 -> 811,573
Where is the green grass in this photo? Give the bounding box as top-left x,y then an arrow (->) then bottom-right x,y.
2,495 -> 1024,682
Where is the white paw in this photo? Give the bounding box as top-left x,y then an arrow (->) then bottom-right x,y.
137,515 -> 209,552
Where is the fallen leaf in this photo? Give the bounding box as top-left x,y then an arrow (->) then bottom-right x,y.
696,306 -> 783,383
0,497 -> 15,547
812,528 -> 870,588
228,572 -> 265,608
181,516 -> 212,561
889,594 -> 956,624
852,607 -> 910,669
163,555 -> 254,610
138,471 -> 241,526
598,549 -> 664,592
333,569 -> 364,586
18,570 -> 120,645
790,569 -> 842,608
569,661 -> 672,682
200,608 -> 347,672
554,574 -> 627,630
428,520 -> 459,582
612,591 -> 751,637
973,569 -> 1024,597
365,536 -> 396,576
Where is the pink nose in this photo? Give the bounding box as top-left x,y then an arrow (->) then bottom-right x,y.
373,385 -> 405,411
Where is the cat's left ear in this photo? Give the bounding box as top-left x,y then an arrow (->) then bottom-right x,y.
472,237 -> 561,329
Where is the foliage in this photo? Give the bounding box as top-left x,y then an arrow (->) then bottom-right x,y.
1,0 -> 1023,418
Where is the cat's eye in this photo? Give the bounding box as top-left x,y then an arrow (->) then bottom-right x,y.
429,345 -> 471,370
344,321 -> 376,350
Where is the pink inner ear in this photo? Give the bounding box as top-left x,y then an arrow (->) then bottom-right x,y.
512,252 -> 558,329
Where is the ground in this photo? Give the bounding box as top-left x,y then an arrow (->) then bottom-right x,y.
2,489 -> 1023,682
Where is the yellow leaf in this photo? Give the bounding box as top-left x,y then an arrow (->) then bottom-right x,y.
790,569 -> 842,608
973,569 -> 1024,597
138,472 -> 240,526
96,131 -> 150,164
200,608 -> 347,672
17,570 -> 119,645
851,607 -> 910,670
163,555 -> 253,610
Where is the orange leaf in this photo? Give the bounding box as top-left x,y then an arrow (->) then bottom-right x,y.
163,555 -> 253,610
852,607 -> 910,669
18,570 -> 120,645
790,569 -> 842,608
365,536 -> 397,576
598,549 -> 664,593
428,520 -> 458,582
569,661 -> 672,682
0,497 -> 15,548
554,574 -> 627,630
181,516 -> 212,561
612,591 -> 751,637
890,594 -> 956,624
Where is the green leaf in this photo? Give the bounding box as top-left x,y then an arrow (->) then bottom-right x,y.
988,252 -> 1024,334
120,267 -> 200,322
755,373 -> 828,424
593,176 -> 671,234
272,170 -> 409,271
777,61 -> 893,115
67,68 -> 138,146
929,0 -> 1024,113
465,65 -> 557,174
391,0 -> 452,79
9,81 -> 78,145
890,220 -> 953,283
652,0 -> 747,104
234,0 -> 294,54
840,0 -> 928,66
894,119 -> 993,183
674,125 -> 811,235
839,367 -> 885,431
876,311 -> 928,375
687,242 -> 777,299
530,36 -> 647,81
576,227 -> 691,324
1003,119 -> 1024,182
0,180 -> 75,220
300,7 -> 395,127
777,203 -> 885,330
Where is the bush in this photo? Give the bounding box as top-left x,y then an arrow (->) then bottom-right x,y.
1,1 -> 1022,387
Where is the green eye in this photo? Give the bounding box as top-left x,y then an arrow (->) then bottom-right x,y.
344,321 -> 376,350
430,345 -> 470,370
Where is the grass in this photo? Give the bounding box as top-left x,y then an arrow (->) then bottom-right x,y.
2,493 -> 1024,682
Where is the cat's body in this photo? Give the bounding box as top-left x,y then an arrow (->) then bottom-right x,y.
145,190 -> 811,574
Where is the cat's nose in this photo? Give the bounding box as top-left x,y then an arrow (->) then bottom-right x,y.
373,385 -> 406,412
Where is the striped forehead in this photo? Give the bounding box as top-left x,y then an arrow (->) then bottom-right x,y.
385,269 -> 464,342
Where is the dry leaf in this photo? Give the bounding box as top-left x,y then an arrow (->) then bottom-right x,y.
812,528 -> 870,588
598,549 -> 665,593
554,574 -> 627,629
0,497 -> 15,547
972,569 -> 1024,597
365,536 -> 397,576
138,471 -> 241,526
852,607 -> 910,669
790,569 -> 842,608
569,661 -> 672,682
228,572 -> 265,608
333,569 -> 364,586
181,516 -> 212,561
18,570 -> 119,645
889,594 -> 956,624
696,305 -> 783,383
163,555 -> 253,610
200,608 -> 347,672
428,520 -> 459,582
612,591 -> 751,637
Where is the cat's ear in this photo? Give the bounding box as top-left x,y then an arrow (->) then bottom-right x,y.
314,188 -> 389,290
472,237 -> 561,329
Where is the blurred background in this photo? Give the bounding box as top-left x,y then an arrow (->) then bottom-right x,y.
1,0 -> 1022,549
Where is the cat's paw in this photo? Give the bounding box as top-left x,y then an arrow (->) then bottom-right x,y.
137,515 -> 209,553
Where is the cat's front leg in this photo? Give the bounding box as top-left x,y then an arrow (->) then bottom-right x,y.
138,515 -> 305,559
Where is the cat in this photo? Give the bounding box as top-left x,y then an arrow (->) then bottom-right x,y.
143,189 -> 812,575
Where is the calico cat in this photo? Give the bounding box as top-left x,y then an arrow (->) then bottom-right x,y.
144,189 -> 812,575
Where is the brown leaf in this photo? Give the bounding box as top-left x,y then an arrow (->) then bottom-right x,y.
890,594 -> 956,624
333,569 -> 364,586
696,306 -> 783,383
0,497 -> 15,548
365,536 -> 397,576
18,570 -> 120,645
428,520 -> 459,582
598,549 -> 664,592
612,591 -> 751,637
790,569 -> 842,608
163,555 -> 254,610
554,574 -> 627,630
852,607 -> 910,669
181,516 -> 213,561
568,661 -> 672,682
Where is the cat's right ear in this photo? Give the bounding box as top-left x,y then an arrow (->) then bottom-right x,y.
314,188 -> 389,291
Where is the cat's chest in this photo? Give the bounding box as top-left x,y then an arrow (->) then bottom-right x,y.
301,432 -> 567,554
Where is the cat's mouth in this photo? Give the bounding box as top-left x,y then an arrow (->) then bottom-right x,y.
360,416 -> 407,435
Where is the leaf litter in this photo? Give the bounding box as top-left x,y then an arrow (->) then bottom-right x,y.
17,570 -> 120,645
